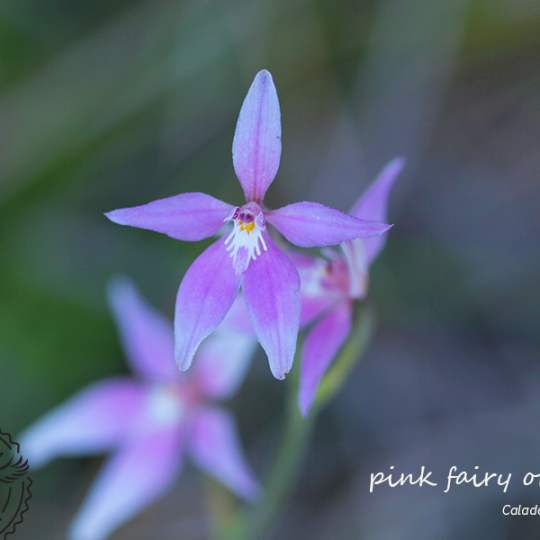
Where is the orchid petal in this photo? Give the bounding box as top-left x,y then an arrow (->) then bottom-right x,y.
20,379 -> 146,468
193,329 -> 255,399
188,407 -> 259,501
108,277 -> 177,382
267,201 -> 392,248
299,302 -> 352,416
175,239 -> 240,371
242,235 -> 300,379
69,427 -> 182,540
348,157 -> 403,264
232,70 -> 281,203
105,192 -> 233,241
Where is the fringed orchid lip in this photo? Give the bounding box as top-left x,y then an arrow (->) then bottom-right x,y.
224,202 -> 268,274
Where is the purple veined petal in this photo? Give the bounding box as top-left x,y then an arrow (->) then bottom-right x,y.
188,407 -> 260,501
232,70 -> 281,203
69,426 -> 183,540
266,201 -> 392,248
108,277 -> 178,382
242,235 -> 300,379
298,301 -> 352,416
105,192 -> 234,242
192,328 -> 255,399
19,379 -> 147,469
175,239 -> 241,371
348,157 -> 404,265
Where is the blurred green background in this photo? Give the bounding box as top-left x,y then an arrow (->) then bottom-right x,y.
1,0 -> 539,538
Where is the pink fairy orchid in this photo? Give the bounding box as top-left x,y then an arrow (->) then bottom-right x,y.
105,70 -> 391,380
20,279 -> 258,540
297,158 -> 404,415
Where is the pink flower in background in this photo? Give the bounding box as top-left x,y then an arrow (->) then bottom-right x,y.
297,158 -> 404,415
105,70 -> 391,380
20,279 -> 258,540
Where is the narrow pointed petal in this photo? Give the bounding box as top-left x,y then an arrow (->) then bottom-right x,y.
188,407 -> 259,501
175,239 -> 240,371
299,302 -> 352,416
20,379 -> 146,468
267,201 -> 392,248
232,70 -> 281,203
69,427 -> 182,540
348,157 -> 404,264
242,235 -> 300,379
108,277 -> 177,382
193,329 -> 255,399
350,158 -> 404,220
105,192 -> 233,241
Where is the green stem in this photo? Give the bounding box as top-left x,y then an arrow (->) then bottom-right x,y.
219,306 -> 374,540
242,373 -> 314,540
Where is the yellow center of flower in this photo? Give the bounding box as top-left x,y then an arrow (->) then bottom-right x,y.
239,221 -> 255,233
224,204 -> 267,274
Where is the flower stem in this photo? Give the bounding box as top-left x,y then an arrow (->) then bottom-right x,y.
242,371 -> 314,539
220,306 -> 374,540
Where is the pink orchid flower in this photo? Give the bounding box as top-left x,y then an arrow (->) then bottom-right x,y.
20,279 -> 258,540
297,158 -> 404,415
105,70 -> 391,380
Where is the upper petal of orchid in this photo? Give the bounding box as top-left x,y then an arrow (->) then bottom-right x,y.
266,201 -> 392,248
20,379 -> 146,469
298,301 -> 352,416
232,70 -> 281,203
192,328 -> 255,400
348,157 -> 404,265
105,192 -> 233,242
108,277 -> 178,382
242,235 -> 300,379
69,426 -> 183,540
175,239 -> 240,372
188,407 -> 260,501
